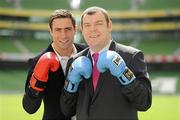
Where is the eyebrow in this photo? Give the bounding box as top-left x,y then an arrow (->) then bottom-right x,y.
83,20 -> 104,24
54,26 -> 73,29
96,20 -> 103,23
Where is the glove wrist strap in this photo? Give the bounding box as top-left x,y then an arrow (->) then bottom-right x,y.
119,68 -> 136,85
64,80 -> 79,93
30,75 -> 47,92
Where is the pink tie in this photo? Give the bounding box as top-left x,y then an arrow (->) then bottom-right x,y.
92,53 -> 100,91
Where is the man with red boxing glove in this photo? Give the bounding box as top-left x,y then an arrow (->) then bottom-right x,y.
22,9 -> 86,120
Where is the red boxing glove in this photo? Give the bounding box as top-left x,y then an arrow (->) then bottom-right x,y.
30,52 -> 60,92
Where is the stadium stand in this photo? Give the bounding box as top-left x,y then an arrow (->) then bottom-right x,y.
0,8 -> 180,32
0,0 -> 180,70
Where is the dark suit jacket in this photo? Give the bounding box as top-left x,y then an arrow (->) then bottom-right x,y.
22,43 -> 86,120
60,41 -> 152,120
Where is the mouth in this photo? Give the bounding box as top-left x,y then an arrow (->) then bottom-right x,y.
89,34 -> 100,38
59,40 -> 69,44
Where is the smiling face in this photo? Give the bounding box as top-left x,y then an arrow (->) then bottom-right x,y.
81,11 -> 112,52
50,18 -> 76,51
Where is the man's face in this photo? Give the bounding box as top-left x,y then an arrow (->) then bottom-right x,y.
82,11 -> 112,52
50,18 -> 75,50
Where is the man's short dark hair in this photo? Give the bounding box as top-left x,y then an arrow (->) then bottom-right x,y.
49,9 -> 76,30
81,6 -> 110,28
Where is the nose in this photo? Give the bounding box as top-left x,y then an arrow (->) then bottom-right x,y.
60,30 -> 67,39
90,24 -> 97,32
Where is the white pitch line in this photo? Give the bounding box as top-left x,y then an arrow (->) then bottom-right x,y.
13,39 -> 30,53
130,39 -> 141,48
173,47 -> 180,55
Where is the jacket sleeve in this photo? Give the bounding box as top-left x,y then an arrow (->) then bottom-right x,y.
22,58 -> 43,114
60,90 -> 78,117
121,51 -> 152,111
60,57 -> 78,117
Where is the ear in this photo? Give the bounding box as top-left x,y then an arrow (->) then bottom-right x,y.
80,24 -> 83,34
108,19 -> 112,32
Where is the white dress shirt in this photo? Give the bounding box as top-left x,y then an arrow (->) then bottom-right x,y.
90,40 -> 112,64
52,44 -> 77,74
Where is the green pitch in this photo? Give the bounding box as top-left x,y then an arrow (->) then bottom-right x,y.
0,94 -> 43,120
138,95 -> 180,120
0,70 -> 180,120
0,94 -> 180,120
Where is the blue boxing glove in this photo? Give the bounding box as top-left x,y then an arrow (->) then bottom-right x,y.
64,56 -> 92,93
97,50 -> 136,85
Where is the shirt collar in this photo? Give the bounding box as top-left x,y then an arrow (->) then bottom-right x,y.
52,44 -> 77,73
90,40 -> 112,56
52,44 -> 77,59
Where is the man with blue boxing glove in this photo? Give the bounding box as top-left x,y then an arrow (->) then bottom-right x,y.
61,6 -> 152,120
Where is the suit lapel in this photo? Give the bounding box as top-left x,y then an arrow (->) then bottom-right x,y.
109,41 -> 116,51
86,51 -> 94,97
91,41 -> 117,103
91,71 -> 109,103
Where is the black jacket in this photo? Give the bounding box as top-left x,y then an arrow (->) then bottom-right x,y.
60,41 -> 152,120
22,43 -> 86,120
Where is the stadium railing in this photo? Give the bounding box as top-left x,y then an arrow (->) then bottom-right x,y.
0,21 -> 179,32
0,7 -> 180,19
1,53 -> 180,70
0,8 -> 180,32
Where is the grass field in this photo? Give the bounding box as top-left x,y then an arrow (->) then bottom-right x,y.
0,70 -> 180,119
0,94 -> 180,120
0,70 -> 180,92
0,94 -> 43,120
138,95 -> 180,120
